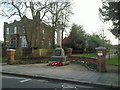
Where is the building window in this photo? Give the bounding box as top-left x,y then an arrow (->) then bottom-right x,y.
48,40 -> 51,48
41,40 -> 44,48
5,41 -> 9,47
14,27 -> 17,34
42,29 -> 45,40
42,29 -> 44,34
20,36 -> 27,47
23,26 -> 25,33
6,28 -> 9,34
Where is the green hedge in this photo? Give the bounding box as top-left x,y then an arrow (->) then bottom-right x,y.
71,60 -> 97,71
72,53 -> 96,57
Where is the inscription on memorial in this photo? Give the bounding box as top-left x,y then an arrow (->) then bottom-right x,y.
55,50 -> 61,56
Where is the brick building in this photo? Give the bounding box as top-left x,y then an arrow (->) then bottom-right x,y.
4,13 -> 54,49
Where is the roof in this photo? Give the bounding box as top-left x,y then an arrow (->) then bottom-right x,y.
95,47 -> 106,50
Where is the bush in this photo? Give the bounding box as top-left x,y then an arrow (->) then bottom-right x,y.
71,60 -> 97,71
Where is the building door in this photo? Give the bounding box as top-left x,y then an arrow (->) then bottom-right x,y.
11,37 -> 17,48
11,34 -> 19,48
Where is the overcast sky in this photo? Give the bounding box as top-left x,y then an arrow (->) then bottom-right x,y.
70,0 -> 118,45
0,0 -> 118,45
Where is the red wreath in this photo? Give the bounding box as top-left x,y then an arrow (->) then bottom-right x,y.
47,61 -> 63,66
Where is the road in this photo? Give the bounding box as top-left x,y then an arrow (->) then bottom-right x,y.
2,74 -> 117,90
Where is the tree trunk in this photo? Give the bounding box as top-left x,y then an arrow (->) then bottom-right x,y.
52,28 -> 55,48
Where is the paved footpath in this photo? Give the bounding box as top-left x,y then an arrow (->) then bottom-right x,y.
1,63 -> 120,88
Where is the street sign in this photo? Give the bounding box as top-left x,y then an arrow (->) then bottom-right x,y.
97,51 -> 103,56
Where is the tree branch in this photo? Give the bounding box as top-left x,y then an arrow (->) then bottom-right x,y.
11,1 -> 22,19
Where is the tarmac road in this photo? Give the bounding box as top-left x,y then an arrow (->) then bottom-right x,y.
2,74 -> 117,90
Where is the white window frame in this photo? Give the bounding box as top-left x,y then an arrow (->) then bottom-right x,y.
42,29 -> 44,34
20,36 -> 27,47
23,26 -> 25,33
6,27 -> 9,34
14,27 -> 17,34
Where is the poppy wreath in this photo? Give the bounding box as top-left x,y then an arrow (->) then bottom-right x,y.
47,61 -> 63,66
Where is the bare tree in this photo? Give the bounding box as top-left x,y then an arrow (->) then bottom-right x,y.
46,1 -> 72,46
0,0 -> 72,47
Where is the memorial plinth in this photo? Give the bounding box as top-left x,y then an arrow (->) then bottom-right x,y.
48,46 -> 69,66
49,46 -> 67,63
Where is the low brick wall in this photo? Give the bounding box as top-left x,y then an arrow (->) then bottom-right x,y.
20,48 -> 53,58
69,56 -> 98,64
21,57 -> 51,60
32,49 -> 53,57
22,48 -> 32,57
21,56 -> 98,65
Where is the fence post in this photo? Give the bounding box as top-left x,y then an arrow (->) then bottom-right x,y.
95,47 -> 107,72
7,49 -> 16,64
67,48 -> 72,57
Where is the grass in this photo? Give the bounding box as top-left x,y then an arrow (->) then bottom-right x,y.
72,52 -> 119,66
72,53 -> 96,57
71,51 -> 116,58
107,51 -> 116,54
106,55 -> 119,65
0,57 -> 7,62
